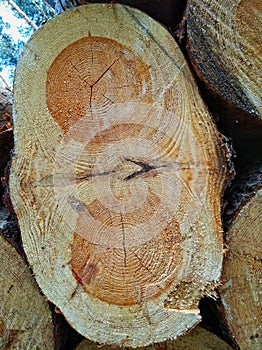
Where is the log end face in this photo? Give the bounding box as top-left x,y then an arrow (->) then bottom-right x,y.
10,4 -> 226,346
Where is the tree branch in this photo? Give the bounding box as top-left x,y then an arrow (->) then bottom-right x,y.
42,0 -> 55,13
31,0 -> 49,20
6,0 -> 38,30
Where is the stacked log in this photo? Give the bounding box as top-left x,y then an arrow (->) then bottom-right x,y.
9,4 -> 227,347
0,0 -> 260,349
0,235 -> 55,349
219,189 -> 262,349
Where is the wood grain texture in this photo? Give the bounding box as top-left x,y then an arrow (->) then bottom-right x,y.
10,4 -> 227,347
187,0 -> 262,119
54,0 -> 186,30
219,189 -> 262,350
0,235 -> 54,350
76,326 -> 233,350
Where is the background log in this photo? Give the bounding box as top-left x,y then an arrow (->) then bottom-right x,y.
10,4 -> 227,347
186,0 -> 262,244
187,0 -> 262,121
0,88 -> 21,253
219,189 -> 262,350
76,326 -> 233,349
0,87 -> 13,198
0,234 -> 55,349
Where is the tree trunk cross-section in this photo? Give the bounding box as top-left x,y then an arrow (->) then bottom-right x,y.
0,235 -> 54,350
10,4 -> 227,347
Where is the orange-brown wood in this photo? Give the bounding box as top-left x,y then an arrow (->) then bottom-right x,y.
10,4 -> 227,347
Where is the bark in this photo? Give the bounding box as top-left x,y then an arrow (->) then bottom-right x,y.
223,163 -> 262,229
0,87 -> 12,136
219,189 -> 262,350
10,4 -> 227,347
0,235 -> 55,349
76,326 -> 233,349
0,87 -> 13,206
187,0 -> 262,121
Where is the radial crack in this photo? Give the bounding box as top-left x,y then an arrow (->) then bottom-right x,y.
90,58 -> 119,88
120,212 -> 127,268
37,170 -> 115,187
70,62 -> 89,87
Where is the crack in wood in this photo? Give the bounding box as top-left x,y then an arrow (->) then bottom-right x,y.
38,159 -> 191,187
91,58 -> 119,88
124,157 -> 169,181
71,57 -> 119,114
36,170 -> 116,187
120,212 -> 127,268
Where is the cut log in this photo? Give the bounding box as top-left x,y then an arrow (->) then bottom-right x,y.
219,188 -> 262,349
187,0 -> 262,120
76,326 -> 233,350
0,235 -> 54,349
10,4 -> 227,347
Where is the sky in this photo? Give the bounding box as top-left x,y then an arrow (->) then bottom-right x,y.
0,1 -> 32,87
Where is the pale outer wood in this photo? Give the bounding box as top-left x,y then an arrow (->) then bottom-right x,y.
0,235 -> 54,349
10,4 -> 226,347
220,189 -> 262,350
76,326 -> 233,349
188,0 -> 262,118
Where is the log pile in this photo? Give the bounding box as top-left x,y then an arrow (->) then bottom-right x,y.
219,189 -> 262,350
76,326 -> 233,350
0,235 -> 55,349
0,1 -> 261,349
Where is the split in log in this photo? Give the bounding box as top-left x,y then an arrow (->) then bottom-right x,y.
219,188 -> 262,350
10,4 -> 227,347
187,0 -> 262,120
76,326 -> 233,349
0,235 -> 54,349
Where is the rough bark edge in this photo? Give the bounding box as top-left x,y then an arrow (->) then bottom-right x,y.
223,166 -> 262,230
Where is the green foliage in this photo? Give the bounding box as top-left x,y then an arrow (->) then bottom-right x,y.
0,33 -> 21,67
